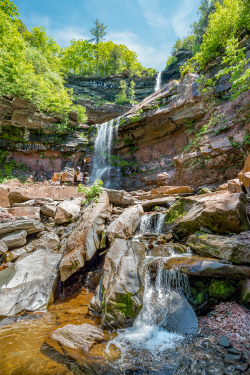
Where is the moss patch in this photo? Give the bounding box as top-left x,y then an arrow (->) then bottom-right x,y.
241,287 -> 250,309
209,280 -> 235,300
166,200 -> 187,223
112,293 -> 141,318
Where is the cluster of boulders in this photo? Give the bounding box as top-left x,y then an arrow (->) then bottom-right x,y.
1,163 -> 250,372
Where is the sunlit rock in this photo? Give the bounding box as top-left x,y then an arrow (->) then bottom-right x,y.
0,249 -> 62,316
106,204 -> 144,243
165,191 -> 249,237
59,191 -> 109,282
187,231 -> 250,264
1,230 -> 27,249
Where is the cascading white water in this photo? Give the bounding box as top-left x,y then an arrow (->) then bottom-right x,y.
138,212 -> 165,234
115,116 -> 121,139
106,265 -> 186,358
91,119 -> 122,188
154,71 -> 162,92
91,115 -> 124,188
154,212 -> 165,233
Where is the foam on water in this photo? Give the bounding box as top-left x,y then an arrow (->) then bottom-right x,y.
106,265 -> 186,359
137,212 -> 165,234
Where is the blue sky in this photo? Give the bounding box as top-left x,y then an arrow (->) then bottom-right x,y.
15,0 -> 201,71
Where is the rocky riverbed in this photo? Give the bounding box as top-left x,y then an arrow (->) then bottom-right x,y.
0,165 -> 250,374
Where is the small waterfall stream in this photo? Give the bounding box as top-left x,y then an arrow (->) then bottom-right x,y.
138,212 -> 165,234
154,71 -> 162,92
106,266 -> 188,365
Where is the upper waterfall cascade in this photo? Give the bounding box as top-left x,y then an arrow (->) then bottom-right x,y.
154,71 -> 162,92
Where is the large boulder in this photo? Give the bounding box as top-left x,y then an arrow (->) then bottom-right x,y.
49,323 -> 105,356
106,204 -> 144,244
104,188 -> 135,206
54,200 -> 81,224
92,238 -> 146,330
1,230 -> 27,250
0,217 -> 45,237
40,203 -> 57,217
157,290 -> 198,335
8,186 -> 82,205
59,192 -> 110,282
187,231 -> 250,264
6,207 -> 40,221
0,249 -> 62,316
148,256 -> 247,279
165,191 -> 249,237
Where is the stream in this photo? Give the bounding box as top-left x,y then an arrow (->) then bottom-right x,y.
0,289 -> 95,375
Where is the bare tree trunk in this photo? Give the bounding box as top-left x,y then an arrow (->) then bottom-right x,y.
96,55 -> 99,77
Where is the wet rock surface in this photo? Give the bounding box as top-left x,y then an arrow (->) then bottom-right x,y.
0,249 -> 62,316
187,231 -> 250,264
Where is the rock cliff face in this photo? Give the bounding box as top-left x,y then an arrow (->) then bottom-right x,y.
76,98 -> 131,125
66,74 -> 156,102
113,71 -> 250,191
161,49 -> 193,83
1,39 -> 250,190
0,95 -> 92,184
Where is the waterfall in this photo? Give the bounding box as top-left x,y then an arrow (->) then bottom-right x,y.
106,265 -> 184,356
91,118 -> 122,189
154,213 -> 165,233
138,212 -> 165,234
115,116 -> 121,140
154,71 -> 162,92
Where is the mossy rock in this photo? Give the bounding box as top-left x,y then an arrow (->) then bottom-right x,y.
195,292 -> 206,305
165,199 -> 187,223
241,281 -> 250,309
112,293 -> 142,319
209,280 -> 235,300
198,188 -> 212,195
194,280 -> 206,291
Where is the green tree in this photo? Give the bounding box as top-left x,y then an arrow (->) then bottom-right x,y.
62,39 -> 94,75
0,0 -> 18,19
129,80 -> 136,104
115,80 -> 130,105
90,19 -> 107,77
191,0 -> 224,45
0,7 -> 87,121
196,0 -> 250,68
109,45 -> 122,73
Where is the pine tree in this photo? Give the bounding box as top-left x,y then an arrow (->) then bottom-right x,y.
90,19 -> 107,77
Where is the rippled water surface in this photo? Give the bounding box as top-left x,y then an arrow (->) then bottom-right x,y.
0,288 -> 96,375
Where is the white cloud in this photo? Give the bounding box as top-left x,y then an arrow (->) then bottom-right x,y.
50,26 -> 89,46
171,0 -> 197,38
21,14 -> 89,46
137,0 -> 169,28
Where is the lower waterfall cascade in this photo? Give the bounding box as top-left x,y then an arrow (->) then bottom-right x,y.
91,118 -> 122,188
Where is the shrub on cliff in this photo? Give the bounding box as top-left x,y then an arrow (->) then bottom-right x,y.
196,0 -> 250,69
0,4 -> 86,122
